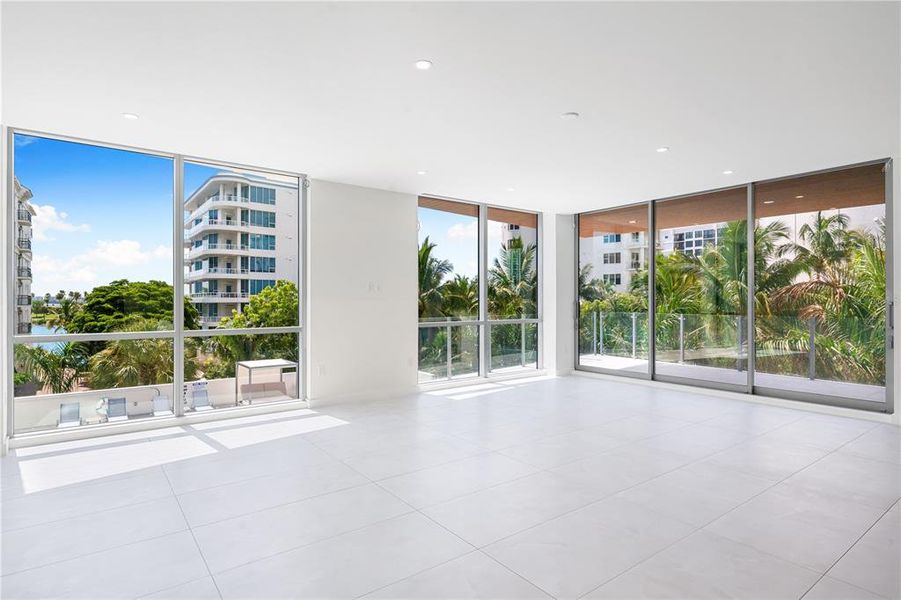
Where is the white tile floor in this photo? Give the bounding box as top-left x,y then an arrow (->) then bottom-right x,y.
1,375 -> 898,599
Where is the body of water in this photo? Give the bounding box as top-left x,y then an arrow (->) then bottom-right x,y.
29,324 -> 67,349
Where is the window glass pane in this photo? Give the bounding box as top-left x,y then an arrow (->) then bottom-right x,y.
417,197 -> 479,322
417,325 -> 480,382
13,133 -> 175,335
417,327 -> 448,383
184,161 -> 299,330
451,324 -> 480,378
184,333 -> 299,410
13,339 -> 175,434
490,322 -> 538,372
654,188 -> 748,386
578,205 -> 649,374
487,207 -> 538,319
753,164 -> 886,403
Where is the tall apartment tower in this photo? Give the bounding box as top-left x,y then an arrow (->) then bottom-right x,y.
15,177 -> 35,334
184,173 -> 298,328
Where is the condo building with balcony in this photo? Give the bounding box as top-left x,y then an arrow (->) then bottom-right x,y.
184,172 -> 298,328
15,177 -> 35,334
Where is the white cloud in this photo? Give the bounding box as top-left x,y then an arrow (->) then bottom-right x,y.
32,240 -> 172,293
31,203 -> 91,241
447,221 -> 478,240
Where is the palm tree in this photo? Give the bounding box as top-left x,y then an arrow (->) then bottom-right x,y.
441,275 -> 479,318
88,318 -> 197,388
418,237 -> 452,320
44,297 -> 81,332
488,238 -> 537,318
15,342 -> 88,394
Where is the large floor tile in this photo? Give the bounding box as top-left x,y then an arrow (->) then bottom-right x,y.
163,438 -> 333,495
213,512 -> 472,599
839,424 -> 901,464
193,483 -> 411,573
757,414 -> 877,452
828,503 -> 900,599
484,496 -> 696,599
342,436 -> 485,480
705,480 -> 887,571
364,551 -> 551,599
700,435 -> 830,481
497,428 -> 626,469
1,468 -> 173,532
177,458 -> 367,527
422,471 -> 605,547
549,443 -> 694,498
0,531 -> 208,599
378,452 -> 537,509
613,460 -> 775,526
803,576 -> 887,600
585,530 -> 820,599
785,452 -> 901,511
1,496 -> 187,576
142,577 -> 222,599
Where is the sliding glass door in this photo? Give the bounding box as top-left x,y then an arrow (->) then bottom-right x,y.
577,204 -> 650,377
576,160 -> 893,412
654,188 -> 749,391
753,164 -> 888,405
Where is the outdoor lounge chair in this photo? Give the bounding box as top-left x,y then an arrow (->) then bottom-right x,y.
106,397 -> 128,422
58,402 -> 80,428
152,395 -> 173,416
191,389 -> 213,411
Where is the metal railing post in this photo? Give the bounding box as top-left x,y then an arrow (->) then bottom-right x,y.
520,321 -> 526,367
737,315 -> 744,372
592,311 -> 597,355
631,312 -> 637,358
678,314 -> 685,363
808,317 -> 816,380
446,324 -> 452,380
599,312 -> 604,355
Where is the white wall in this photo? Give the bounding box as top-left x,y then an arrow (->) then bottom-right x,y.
307,180 -> 418,401
554,214 -> 576,375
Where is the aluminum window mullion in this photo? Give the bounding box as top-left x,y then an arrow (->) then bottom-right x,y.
478,204 -> 488,377
746,183 -> 755,394
173,155 -> 185,417
5,126 -> 14,440
648,202 -> 655,380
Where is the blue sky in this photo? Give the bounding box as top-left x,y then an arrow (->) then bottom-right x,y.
417,207 -> 510,281
15,134 -> 175,296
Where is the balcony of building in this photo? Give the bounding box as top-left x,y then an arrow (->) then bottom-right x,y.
189,291 -> 250,302
17,209 -> 33,223
17,266 -> 32,280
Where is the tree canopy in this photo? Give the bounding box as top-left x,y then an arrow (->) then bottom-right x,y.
67,279 -> 199,333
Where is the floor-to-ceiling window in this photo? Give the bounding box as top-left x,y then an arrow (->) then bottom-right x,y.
8,130 -> 305,436
753,164 -> 888,405
654,188 -> 749,390
488,208 -> 539,372
576,160 -> 893,412
417,197 -> 540,383
577,204 -> 650,376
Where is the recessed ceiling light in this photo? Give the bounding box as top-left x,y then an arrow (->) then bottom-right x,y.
560,111 -> 580,120
763,200 -> 775,205
121,112 -> 139,120
656,147 -> 669,153
628,220 -> 637,224
795,195 -> 805,199
829,207 -> 838,210
414,60 -> 433,70
722,170 -> 734,175
506,187 -> 516,192
416,170 -> 428,176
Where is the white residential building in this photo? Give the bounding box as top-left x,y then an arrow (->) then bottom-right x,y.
15,177 -> 35,334
184,172 -> 298,328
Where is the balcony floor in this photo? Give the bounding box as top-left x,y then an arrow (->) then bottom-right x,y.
579,354 -> 886,403
1,375 -> 897,599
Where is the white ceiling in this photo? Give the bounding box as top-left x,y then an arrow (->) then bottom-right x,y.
2,1 -> 898,213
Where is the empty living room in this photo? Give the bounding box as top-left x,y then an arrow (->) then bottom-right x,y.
0,1 -> 899,599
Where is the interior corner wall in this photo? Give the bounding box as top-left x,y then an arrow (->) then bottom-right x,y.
307,180 -> 418,402
554,214 -> 576,375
